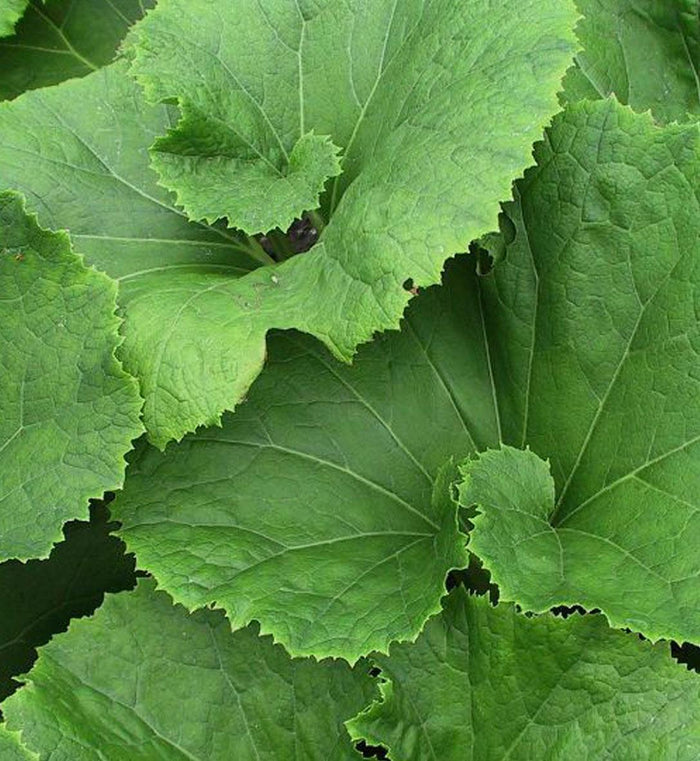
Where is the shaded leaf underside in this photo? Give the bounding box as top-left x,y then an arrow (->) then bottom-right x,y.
0,0 -> 154,102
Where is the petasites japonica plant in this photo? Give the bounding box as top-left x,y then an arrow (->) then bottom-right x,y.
0,0 -> 698,759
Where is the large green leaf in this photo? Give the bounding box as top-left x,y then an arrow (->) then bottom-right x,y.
3,578 -> 377,760
459,99 -> 700,643
0,0 -> 154,102
0,0 -> 27,37
0,62 -> 273,448
347,587 -> 700,761
562,0 -> 700,124
460,446 -> 700,644
0,502 -> 136,703
111,254 -> 500,660
0,192 -> 143,561
76,0 -> 572,447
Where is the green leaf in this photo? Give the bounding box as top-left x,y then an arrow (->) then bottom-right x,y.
0,502 -> 136,703
152,118 -> 342,233
0,727 -> 36,761
0,62 -> 271,448
461,99 -> 700,642
0,0 -> 28,38
562,0 -> 700,124
0,0 -> 154,102
460,446 -> 700,643
111,254 -> 500,660
0,192 -> 143,561
347,587 -> 700,761
3,579 -> 377,760
107,0 -> 573,445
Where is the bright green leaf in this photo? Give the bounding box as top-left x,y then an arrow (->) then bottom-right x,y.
462,99 -> 700,642
3,579 -> 377,760
0,727 -> 36,761
0,62 -> 273,448
562,0 -> 700,123
0,502 -> 136,702
101,0 -> 574,446
347,587 -> 700,761
0,0 -> 154,102
111,254 -> 500,660
0,0 -> 27,38
0,192 -> 143,561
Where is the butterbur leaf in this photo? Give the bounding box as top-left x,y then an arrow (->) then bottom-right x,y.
0,193 -> 143,561
0,727 -> 36,761
347,587 -> 700,761
462,99 -> 700,642
0,502 -> 136,702
152,117 -> 342,232
3,579 -> 377,760
0,0 -> 155,102
108,0 -> 574,445
110,254 -> 502,661
0,0 -> 27,37
562,0 -> 700,123
460,447 -> 700,644
0,63 -> 272,448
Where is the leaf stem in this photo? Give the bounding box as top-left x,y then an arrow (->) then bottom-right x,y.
307,209 -> 326,234
243,236 -> 276,266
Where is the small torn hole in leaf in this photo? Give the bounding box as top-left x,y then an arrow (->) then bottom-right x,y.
403,278 -> 419,296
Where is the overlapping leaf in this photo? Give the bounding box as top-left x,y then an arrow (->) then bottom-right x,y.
1,0 -> 577,447
348,587 -> 700,760
3,579 -> 377,760
0,193 -> 143,561
0,502 -> 136,702
562,0 -> 700,123
111,255 -> 500,660
112,97 -> 700,653
461,99 -> 700,643
0,727 -> 35,761
0,0 -> 154,101
0,0 -> 27,38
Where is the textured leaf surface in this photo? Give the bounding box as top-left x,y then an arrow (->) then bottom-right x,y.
464,99 -> 700,642
0,502 -> 136,702
0,193 -> 143,561
562,0 -> 700,123
0,728 -> 36,761
0,0 -> 154,101
0,62 -> 270,448
111,255 -> 500,660
3,579 -> 377,760
0,0 -> 27,37
109,0 -> 574,445
348,587 -> 700,761
461,447 -> 700,644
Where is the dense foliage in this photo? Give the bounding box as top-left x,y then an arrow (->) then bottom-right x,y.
0,0 -> 698,758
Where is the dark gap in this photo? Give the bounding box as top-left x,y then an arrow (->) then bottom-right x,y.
355,740 -> 391,759
258,213 -> 320,260
671,641 -> 700,672
446,553 -> 498,603
550,604 -> 597,619
468,240 -> 494,276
